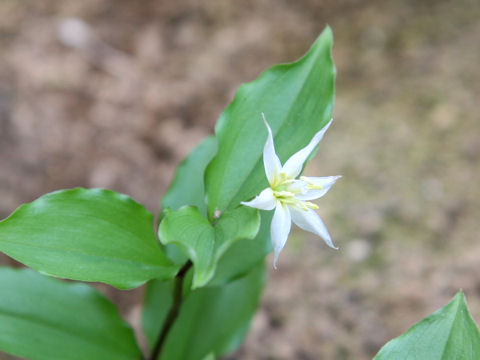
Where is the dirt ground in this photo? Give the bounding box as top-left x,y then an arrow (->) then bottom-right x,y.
1,0 -> 480,359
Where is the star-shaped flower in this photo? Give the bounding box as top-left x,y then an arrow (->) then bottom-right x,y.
241,114 -> 341,267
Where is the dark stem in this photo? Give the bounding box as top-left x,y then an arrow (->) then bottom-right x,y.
148,260 -> 192,360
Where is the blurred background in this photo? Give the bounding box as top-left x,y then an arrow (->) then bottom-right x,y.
1,0 -> 479,359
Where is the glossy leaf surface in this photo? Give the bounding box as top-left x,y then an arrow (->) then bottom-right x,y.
205,27 -> 336,219
161,136 -> 217,217
374,291 -> 480,359
209,211 -> 272,286
0,188 -> 176,289
142,263 -> 265,360
0,267 -> 141,360
158,205 -> 260,288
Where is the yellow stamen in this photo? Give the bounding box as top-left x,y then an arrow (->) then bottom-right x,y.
271,172 -> 290,188
306,202 -> 319,210
300,176 -> 323,190
272,175 -> 320,211
273,190 -> 294,198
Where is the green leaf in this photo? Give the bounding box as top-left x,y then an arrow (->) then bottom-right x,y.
374,291 -> 480,360
205,27 -> 336,219
209,211 -> 272,286
0,267 -> 141,360
0,188 -> 177,289
162,136 -> 217,217
142,263 -> 265,360
142,279 -> 173,347
158,205 -> 260,288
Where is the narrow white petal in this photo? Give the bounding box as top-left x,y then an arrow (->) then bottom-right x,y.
282,118 -> 333,178
271,203 -> 291,268
285,179 -> 308,194
290,206 -> 338,249
295,175 -> 342,200
262,114 -> 282,184
241,187 -> 277,210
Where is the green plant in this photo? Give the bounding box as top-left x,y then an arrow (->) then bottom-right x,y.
1,27 -> 479,360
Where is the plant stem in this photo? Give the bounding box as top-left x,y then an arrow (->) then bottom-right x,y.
148,260 -> 192,360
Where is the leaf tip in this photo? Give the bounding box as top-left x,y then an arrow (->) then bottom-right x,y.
323,24 -> 333,38
454,289 -> 467,305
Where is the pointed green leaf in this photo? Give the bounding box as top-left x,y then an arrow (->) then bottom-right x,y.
158,206 -> 260,288
159,206 -> 214,287
0,267 -> 141,360
205,27 -> 335,219
374,291 -> 480,359
209,211 -> 272,286
162,136 -> 217,217
141,279 -> 173,347
142,263 -> 265,360
0,188 -> 177,289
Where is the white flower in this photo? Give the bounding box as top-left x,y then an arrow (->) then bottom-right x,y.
241,114 -> 341,267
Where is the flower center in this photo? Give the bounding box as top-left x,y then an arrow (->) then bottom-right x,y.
271,173 -> 318,211
270,172 -> 292,189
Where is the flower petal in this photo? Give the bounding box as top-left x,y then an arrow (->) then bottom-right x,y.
282,118 -> 333,178
241,187 -> 277,210
271,202 -> 291,268
262,114 -> 282,184
285,179 -> 308,194
289,206 -> 338,249
295,175 -> 342,200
